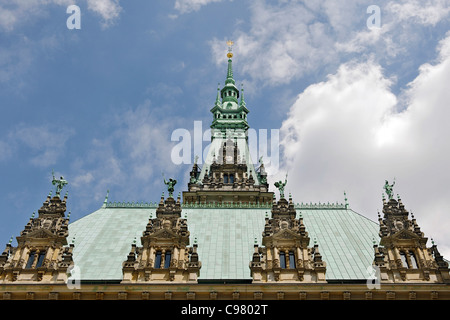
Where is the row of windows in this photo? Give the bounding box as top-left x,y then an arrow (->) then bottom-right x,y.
399,251 -> 419,269
223,174 -> 234,184
279,252 -> 296,269
215,113 -> 246,119
154,251 -> 171,269
25,251 -> 46,269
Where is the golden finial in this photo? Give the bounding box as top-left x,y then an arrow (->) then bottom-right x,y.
227,40 -> 234,58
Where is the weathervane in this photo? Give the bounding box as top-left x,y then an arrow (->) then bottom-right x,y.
227,40 -> 234,58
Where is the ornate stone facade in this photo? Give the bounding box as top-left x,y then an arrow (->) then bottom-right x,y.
0,191 -> 74,283
373,191 -> 450,283
250,193 -> 326,283
122,193 -> 201,283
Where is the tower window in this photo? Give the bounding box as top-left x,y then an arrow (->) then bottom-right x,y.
229,174 -> 234,183
25,251 -> 35,269
154,251 -> 162,268
164,251 -> 172,269
279,252 -> 286,269
224,175 -> 228,184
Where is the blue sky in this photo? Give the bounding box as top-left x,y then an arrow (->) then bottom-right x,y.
1,0 -> 450,259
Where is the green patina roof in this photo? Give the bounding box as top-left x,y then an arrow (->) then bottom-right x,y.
68,203 -> 379,281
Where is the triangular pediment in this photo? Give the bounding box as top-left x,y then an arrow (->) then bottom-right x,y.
150,228 -> 178,240
391,229 -> 421,241
25,228 -> 56,239
273,228 -> 301,240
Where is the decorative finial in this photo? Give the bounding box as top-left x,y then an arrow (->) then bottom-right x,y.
254,237 -> 258,245
8,236 -> 13,245
226,40 -> 234,59
67,211 -> 71,219
133,237 -> 136,245
31,211 -> 35,219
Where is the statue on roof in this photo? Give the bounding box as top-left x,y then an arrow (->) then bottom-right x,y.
52,169 -> 68,196
383,179 -> 395,200
164,177 -> 177,198
274,174 -> 288,199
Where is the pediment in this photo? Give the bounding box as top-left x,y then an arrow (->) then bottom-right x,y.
391,229 -> 421,241
25,228 -> 56,239
150,228 -> 178,240
273,228 -> 301,240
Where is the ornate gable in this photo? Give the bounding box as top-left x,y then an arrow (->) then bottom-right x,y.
0,175 -> 74,284
250,187 -> 326,283
373,181 -> 450,283
122,192 -> 201,283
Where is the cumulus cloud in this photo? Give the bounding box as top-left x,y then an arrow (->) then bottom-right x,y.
279,33 -> 450,258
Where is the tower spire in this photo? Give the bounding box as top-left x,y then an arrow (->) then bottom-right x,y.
225,40 -> 235,85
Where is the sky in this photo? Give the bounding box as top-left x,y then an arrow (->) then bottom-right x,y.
1,0 -> 450,260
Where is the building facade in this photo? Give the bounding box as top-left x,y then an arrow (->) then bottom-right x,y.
1,47 -> 449,301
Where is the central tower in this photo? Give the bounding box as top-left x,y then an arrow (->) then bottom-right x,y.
183,42 -> 272,205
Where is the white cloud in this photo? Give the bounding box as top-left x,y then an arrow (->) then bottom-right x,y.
279,33 -> 450,258
86,0 -> 122,28
6,124 -> 75,167
174,0 -> 224,14
210,0 -> 450,87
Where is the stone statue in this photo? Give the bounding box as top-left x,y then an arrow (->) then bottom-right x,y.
384,179 -> 395,200
164,178 -> 177,198
52,170 -> 68,196
274,174 -> 288,199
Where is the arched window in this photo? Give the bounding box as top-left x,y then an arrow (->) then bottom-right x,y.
224,175 -> 228,184
229,174 -> 234,183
